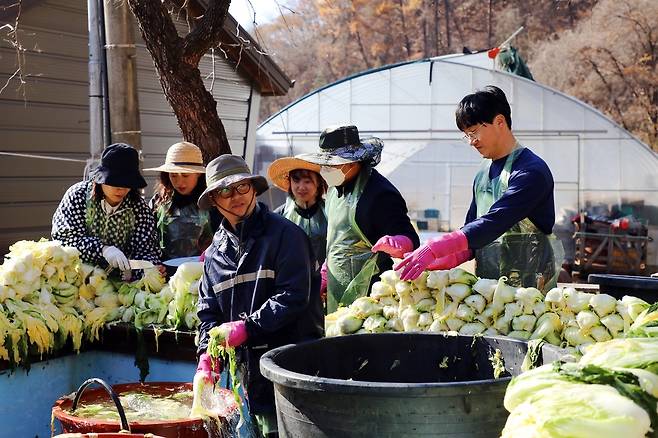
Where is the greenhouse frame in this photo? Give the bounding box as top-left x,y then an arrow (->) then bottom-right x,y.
254,52 -> 658,266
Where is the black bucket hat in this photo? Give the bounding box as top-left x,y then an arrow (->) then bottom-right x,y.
197,154 -> 269,210
93,143 -> 147,189
295,125 -> 384,167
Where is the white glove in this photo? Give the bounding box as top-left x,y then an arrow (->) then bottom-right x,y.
102,246 -> 130,271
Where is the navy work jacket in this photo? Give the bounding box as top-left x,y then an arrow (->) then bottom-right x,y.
197,202 -> 323,414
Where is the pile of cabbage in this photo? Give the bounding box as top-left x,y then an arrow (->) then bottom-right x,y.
0,239 -> 115,365
164,262 -> 202,330
502,337 -> 658,437
115,266 -> 169,329
0,240 -> 204,366
115,261 -> 202,330
325,267 -> 651,352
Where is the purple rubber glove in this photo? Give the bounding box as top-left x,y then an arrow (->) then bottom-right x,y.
196,353 -> 221,384
216,320 -> 248,348
427,249 -> 473,271
395,230 -> 469,280
371,235 -> 414,258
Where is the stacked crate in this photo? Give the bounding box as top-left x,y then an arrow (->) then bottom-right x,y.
573,219 -> 650,277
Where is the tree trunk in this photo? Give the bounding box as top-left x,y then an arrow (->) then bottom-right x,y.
446,0 -> 465,50
434,0 -> 440,53
422,11 -> 429,57
161,63 -> 229,162
418,0 -> 427,57
396,0 -> 412,57
125,0 -> 232,163
487,0 -> 493,48
443,0 -> 451,50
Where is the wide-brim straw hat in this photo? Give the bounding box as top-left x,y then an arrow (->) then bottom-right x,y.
144,141 -> 206,173
267,156 -> 322,192
295,124 -> 384,167
198,155 -> 268,210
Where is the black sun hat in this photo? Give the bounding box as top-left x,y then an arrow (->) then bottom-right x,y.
294,125 -> 384,167
93,143 -> 147,189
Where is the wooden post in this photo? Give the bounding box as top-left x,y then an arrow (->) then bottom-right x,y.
104,0 -> 141,150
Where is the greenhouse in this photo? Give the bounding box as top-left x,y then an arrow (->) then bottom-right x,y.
254,52 -> 658,266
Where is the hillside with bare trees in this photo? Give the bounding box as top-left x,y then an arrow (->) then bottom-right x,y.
255,0 -> 657,150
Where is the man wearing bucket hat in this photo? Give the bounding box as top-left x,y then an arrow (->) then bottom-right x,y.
295,125 -> 419,313
267,157 -> 328,267
195,155 -> 323,437
145,142 -> 220,261
52,143 -> 161,277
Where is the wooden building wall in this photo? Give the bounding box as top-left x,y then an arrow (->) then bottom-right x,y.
0,0 -> 260,256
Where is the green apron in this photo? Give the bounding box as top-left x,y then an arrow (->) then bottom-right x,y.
156,200 -> 213,260
473,145 -> 564,291
85,185 -> 136,251
282,197 -> 328,265
325,167 -> 379,313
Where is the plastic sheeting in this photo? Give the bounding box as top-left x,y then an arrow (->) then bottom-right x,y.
255,53 -> 658,263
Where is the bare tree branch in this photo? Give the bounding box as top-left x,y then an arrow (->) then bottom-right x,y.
584,52 -> 630,131
126,0 -> 232,159
0,67 -> 20,95
355,30 -> 372,69
129,0 -> 183,67
0,0 -> 27,100
181,0 -> 230,65
598,47 -> 641,103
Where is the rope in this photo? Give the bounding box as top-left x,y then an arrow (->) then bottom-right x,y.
0,150 -> 100,181
0,151 -> 89,163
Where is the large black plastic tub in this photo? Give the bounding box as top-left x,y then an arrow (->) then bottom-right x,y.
588,274 -> 658,302
260,333 -> 540,438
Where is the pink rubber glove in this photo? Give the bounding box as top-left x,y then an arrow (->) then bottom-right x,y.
371,235 -> 414,258
427,249 -> 473,271
216,320 -> 248,347
196,353 -> 221,384
395,230 -> 469,280
199,251 -> 206,262
320,261 -> 328,303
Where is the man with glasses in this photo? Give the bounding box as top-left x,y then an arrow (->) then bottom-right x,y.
194,155 -> 323,437
397,85 -> 563,291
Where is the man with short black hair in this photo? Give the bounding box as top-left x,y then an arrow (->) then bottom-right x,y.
397,85 -> 562,290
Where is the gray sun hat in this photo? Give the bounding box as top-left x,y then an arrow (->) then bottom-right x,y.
295,125 -> 384,167
197,154 -> 268,210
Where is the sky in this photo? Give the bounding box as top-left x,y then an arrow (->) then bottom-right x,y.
228,0 -> 290,29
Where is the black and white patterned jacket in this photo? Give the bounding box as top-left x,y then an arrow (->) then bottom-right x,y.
52,180 -> 161,267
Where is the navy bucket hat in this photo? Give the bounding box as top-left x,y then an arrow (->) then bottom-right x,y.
93,143 -> 147,189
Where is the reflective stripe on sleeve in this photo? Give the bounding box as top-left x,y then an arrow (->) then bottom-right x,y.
212,269 -> 276,294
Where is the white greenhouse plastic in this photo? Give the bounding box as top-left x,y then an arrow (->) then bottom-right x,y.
254,53 -> 658,264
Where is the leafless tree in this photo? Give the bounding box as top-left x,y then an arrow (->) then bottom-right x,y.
125,0 -> 233,161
